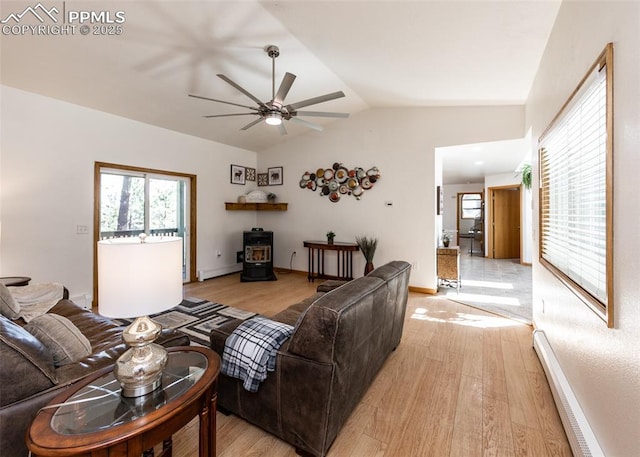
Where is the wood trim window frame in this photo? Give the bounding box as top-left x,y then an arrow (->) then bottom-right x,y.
93,162 -> 198,306
537,43 -> 614,327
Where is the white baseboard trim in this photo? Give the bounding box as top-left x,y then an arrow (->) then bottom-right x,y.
197,265 -> 242,281
532,329 -> 604,457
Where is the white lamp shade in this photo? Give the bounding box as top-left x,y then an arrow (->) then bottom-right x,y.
98,236 -> 183,318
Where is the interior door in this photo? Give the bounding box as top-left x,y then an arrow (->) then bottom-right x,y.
491,187 -> 520,259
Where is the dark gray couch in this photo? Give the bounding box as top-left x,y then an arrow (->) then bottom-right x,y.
210,260 -> 411,457
0,299 -> 189,457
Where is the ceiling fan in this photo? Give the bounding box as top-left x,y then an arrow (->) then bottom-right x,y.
189,45 -> 349,134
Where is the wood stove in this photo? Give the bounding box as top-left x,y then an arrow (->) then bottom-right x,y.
241,230 -> 276,282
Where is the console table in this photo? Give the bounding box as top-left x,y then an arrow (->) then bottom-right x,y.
437,246 -> 460,292
303,240 -> 359,282
26,347 -> 220,457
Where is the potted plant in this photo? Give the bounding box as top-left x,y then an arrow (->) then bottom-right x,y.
356,235 -> 378,275
326,231 -> 336,244
517,163 -> 532,189
441,231 -> 451,247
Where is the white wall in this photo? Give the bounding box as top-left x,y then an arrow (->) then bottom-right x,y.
525,2 -> 640,455
0,90 -> 525,295
484,172 -> 519,190
257,106 -> 524,291
520,128 -> 534,264
0,87 -> 257,300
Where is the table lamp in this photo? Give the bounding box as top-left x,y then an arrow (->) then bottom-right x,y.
98,235 -> 183,397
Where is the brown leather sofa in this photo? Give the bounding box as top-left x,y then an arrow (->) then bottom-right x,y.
210,260 -> 411,457
0,298 -> 189,457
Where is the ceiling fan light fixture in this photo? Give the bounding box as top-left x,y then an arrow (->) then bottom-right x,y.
265,112 -> 283,126
190,44 -> 348,134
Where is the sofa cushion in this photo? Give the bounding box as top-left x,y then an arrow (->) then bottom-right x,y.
25,314 -> 92,366
50,300 -> 189,384
0,315 -> 56,406
271,292 -> 325,326
0,284 -> 20,319
288,276 -> 385,363
316,280 -> 348,293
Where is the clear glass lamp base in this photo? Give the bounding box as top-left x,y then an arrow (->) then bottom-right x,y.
114,316 -> 168,397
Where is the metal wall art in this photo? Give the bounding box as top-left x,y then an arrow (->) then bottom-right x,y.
299,162 -> 380,202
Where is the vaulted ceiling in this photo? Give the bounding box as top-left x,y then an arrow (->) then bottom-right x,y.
1,0 -> 560,180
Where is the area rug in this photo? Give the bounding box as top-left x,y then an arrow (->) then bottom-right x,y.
113,297 -> 257,347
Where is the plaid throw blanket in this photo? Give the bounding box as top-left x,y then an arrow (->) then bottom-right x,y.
221,317 -> 294,392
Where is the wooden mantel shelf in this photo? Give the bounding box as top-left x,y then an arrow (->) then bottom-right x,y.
225,202 -> 288,211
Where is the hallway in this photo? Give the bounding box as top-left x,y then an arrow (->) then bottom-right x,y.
438,237 -> 532,324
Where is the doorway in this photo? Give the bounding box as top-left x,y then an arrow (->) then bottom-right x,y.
93,162 -> 197,304
488,186 -> 521,260
457,192 -> 484,256
446,185 -> 530,323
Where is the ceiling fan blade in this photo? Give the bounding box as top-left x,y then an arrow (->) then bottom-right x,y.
278,122 -> 288,135
241,117 -> 264,131
203,113 -> 259,118
217,74 -> 269,109
188,94 -> 258,111
290,117 -> 324,132
293,110 -> 350,119
273,72 -> 296,107
286,91 -> 345,111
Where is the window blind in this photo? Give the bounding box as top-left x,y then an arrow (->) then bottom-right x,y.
539,45 -> 612,322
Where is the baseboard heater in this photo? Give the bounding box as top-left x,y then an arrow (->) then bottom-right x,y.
197,265 -> 242,281
532,330 -> 604,457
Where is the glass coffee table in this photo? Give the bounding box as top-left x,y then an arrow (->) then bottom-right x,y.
27,346 -> 220,457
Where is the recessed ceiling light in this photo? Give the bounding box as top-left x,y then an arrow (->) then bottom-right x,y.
475,161 -> 484,165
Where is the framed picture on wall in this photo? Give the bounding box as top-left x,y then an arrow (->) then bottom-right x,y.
245,167 -> 256,181
230,165 -> 245,185
268,167 -> 283,186
257,173 -> 268,186
437,186 -> 444,215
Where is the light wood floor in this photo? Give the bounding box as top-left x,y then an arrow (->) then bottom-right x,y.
172,271 -> 572,457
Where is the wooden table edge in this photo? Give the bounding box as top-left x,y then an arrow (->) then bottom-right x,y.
26,346 -> 220,456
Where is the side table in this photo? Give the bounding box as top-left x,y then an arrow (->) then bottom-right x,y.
0,276 -> 31,286
303,240 -> 359,282
437,246 -> 461,292
26,346 -> 221,457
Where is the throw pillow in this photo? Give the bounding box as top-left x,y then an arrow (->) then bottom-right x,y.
0,315 -> 56,406
25,314 -> 92,366
0,284 -> 20,319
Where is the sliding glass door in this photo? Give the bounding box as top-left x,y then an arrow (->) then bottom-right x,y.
94,163 -> 196,291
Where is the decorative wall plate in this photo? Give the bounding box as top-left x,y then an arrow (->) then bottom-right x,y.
335,168 -> 348,182
299,163 -> 381,202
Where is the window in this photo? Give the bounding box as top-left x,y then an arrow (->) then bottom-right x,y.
461,193 -> 483,219
538,44 -> 613,327
93,162 -> 198,300
100,173 -> 184,238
